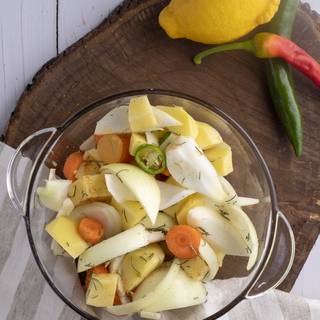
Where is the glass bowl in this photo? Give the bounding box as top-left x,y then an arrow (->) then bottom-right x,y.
7,89 -> 294,320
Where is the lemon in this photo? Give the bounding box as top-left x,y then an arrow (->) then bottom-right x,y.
159,0 -> 280,44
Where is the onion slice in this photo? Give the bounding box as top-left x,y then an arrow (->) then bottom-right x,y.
198,239 -> 219,281
105,174 -> 136,203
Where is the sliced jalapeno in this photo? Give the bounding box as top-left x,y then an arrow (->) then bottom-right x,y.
134,144 -> 166,175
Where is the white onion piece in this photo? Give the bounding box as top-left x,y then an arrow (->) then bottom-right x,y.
70,202 -> 121,238
139,311 -> 161,320
152,107 -> 182,127
109,255 -> 124,274
221,204 -> 259,270
236,197 -> 260,207
187,206 -> 248,256
107,260 -> 180,315
166,136 -> 226,203
79,135 -> 96,151
133,265 -> 206,312
78,225 -> 164,273
95,105 -> 131,135
156,180 -> 195,210
102,164 -> 160,224
105,174 -> 136,203
198,239 -> 219,281
145,132 -> 159,146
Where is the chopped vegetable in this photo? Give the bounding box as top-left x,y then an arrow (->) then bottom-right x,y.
102,163 -> 160,224
120,243 -> 165,293
158,106 -> 198,138
129,96 -> 158,132
95,105 -> 131,135
135,144 -> 166,175
46,216 -> 90,259
236,197 -> 260,207
140,212 -> 176,232
70,202 -> 121,238
63,152 -> 83,181
196,121 -> 222,150
145,132 -> 159,146
97,134 -> 131,164
187,206 -> 248,256
85,264 -> 108,290
198,239 -> 219,281
165,225 -> 201,259
86,273 -> 119,307
157,180 -> 195,210
75,160 -> 101,179
105,174 -> 136,203
166,136 -> 226,202
205,142 -> 233,176
78,217 -> 104,244
220,204 -> 259,270
152,107 -> 182,127
133,264 -> 207,312
129,133 -> 147,156
180,256 -> 209,281
80,135 -> 96,151
107,260 -> 180,315
37,169 -> 71,212
68,174 -> 111,206
77,225 -> 165,273
111,199 -> 146,230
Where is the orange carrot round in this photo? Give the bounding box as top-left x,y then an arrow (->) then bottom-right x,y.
78,217 -> 104,245
85,264 -> 108,290
63,151 -> 83,181
97,134 -> 131,164
165,225 -> 201,259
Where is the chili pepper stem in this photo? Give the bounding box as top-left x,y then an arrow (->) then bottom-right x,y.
193,40 -> 255,65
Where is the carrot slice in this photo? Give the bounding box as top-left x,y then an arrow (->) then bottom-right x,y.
85,264 -> 108,290
78,217 -> 104,245
162,168 -> 171,177
63,151 -> 83,181
165,225 -> 201,259
97,134 -> 131,164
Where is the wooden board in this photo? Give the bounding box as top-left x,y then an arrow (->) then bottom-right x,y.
4,0 -> 320,291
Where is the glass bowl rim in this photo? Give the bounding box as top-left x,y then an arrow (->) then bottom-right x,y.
24,88 -> 279,320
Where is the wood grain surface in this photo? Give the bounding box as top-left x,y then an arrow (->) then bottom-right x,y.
4,0 -> 320,291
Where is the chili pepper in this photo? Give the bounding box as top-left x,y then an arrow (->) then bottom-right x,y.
134,144 -> 166,175
266,0 -> 303,157
194,32 -> 320,88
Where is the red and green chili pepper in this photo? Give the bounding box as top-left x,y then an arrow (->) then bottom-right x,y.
194,32 -> 320,88
135,144 -> 166,175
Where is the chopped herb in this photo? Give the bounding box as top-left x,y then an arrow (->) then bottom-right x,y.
85,263 -> 94,268
145,224 -> 167,234
91,295 -> 99,299
81,191 -> 89,199
139,256 -> 148,263
130,257 -> 141,277
203,270 -> 210,280
122,209 -> 128,223
193,296 -> 199,300
245,233 -> 251,242
197,227 -> 210,236
115,169 -> 129,183
147,253 -> 154,261
219,210 -> 231,221
66,242 -> 70,247
195,146 -> 204,155
91,277 -> 104,289
181,177 -> 186,184
68,186 -> 77,198
246,246 -> 252,254
198,171 -> 201,180
225,194 -> 237,202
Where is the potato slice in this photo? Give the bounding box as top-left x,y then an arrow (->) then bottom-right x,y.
129,133 -> 147,156
129,96 -> 158,132
121,243 -> 165,293
68,174 -> 111,206
196,121 -> 222,150
86,273 -> 119,307
111,199 -> 147,230
46,216 -> 89,259
181,256 -> 209,281
205,142 -> 233,176
158,106 -> 198,138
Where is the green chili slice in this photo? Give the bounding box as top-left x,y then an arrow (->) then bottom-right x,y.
135,144 -> 166,174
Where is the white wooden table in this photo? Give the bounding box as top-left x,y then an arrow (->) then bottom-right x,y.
0,0 -> 319,301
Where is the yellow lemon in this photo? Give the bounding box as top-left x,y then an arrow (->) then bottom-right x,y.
159,0 -> 280,44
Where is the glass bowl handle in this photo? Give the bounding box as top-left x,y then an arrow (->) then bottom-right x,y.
246,211 -> 295,298
6,127 -> 57,214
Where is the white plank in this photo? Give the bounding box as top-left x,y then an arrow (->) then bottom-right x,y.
0,0 -> 56,135
58,0 -> 122,52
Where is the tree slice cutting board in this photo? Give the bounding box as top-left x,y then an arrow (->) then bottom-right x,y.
4,0 -> 320,291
